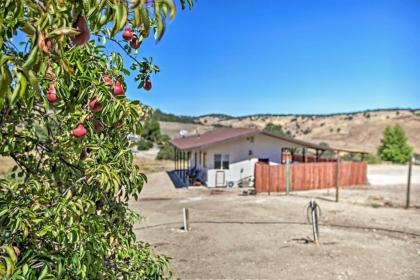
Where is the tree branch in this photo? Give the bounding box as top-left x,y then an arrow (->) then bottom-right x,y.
13,134 -> 83,173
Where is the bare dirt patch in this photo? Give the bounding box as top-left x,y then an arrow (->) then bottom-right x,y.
131,168 -> 420,279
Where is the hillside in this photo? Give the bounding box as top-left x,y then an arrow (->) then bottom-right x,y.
159,109 -> 420,153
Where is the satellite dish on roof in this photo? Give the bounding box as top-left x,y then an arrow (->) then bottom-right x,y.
179,129 -> 188,137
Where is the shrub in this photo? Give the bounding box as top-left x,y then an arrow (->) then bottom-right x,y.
137,139 -> 154,151
158,134 -> 171,144
142,119 -> 161,143
319,142 -> 336,158
264,123 -> 288,137
157,144 -> 175,160
378,125 -> 413,163
366,153 -> 382,164
303,127 -> 312,135
342,153 -> 361,161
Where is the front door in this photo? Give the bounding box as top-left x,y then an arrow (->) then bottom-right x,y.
215,170 -> 225,187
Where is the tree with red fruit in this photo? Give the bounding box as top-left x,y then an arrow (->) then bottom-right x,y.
0,0 -> 193,278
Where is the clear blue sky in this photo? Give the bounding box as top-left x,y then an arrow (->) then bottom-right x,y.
127,0 -> 420,116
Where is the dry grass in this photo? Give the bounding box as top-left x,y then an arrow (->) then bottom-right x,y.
133,157 -> 173,174
192,109 -> 420,153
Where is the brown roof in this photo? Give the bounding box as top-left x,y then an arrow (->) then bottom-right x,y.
170,127 -> 259,150
170,127 -> 332,151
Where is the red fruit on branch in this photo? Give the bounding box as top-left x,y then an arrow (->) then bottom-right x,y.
39,32 -> 53,54
122,26 -> 133,41
46,84 -> 58,103
143,77 -> 152,91
103,75 -> 113,85
46,39 -> 52,49
130,35 -> 141,49
92,119 -> 105,133
13,247 -> 21,257
113,81 -> 124,95
72,123 -> 87,138
89,95 -> 104,112
71,15 -> 90,45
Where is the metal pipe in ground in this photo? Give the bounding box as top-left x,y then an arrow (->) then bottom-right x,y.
182,208 -> 189,231
286,159 -> 291,194
308,199 -> 320,244
406,157 -> 413,209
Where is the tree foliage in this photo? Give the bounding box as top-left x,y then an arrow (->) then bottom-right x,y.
264,122 -> 290,137
378,124 -> 412,163
142,119 -> 161,143
151,109 -> 196,124
156,143 -> 174,160
0,0 -> 192,278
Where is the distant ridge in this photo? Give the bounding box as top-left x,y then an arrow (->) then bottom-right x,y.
153,107 -> 420,123
156,108 -> 420,153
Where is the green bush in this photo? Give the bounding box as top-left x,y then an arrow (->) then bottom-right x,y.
142,119 -> 161,143
366,153 -> 382,164
157,144 -> 175,160
137,139 -> 153,151
152,109 -> 196,123
342,153 -> 361,161
378,125 -> 412,163
264,123 -> 291,137
158,134 -> 171,145
319,142 -> 336,158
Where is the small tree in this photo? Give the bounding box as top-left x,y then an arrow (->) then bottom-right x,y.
156,143 -> 175,160
264,122 -> 290,137
142,119 -> 161,143
378,125 -> 412,163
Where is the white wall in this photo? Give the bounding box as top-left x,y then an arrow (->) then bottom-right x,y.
203,134 -> 302,187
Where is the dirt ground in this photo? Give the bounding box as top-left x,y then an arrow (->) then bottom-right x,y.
131,165 -> 420,280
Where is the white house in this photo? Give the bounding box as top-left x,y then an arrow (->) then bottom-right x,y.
170,127 -> 328,188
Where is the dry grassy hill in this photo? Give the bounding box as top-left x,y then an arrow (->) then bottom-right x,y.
160,109 -> 420,153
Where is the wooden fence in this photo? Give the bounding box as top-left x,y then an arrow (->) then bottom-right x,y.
254,161 -> 367,193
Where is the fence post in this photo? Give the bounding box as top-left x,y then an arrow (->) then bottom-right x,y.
335,152 -> 340,203
406,157 -> 413,209
182,208 -> 189,231
286,159 -> 291,194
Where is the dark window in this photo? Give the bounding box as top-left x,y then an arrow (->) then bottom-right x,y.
214,154 -> 222,169
222,154 -> 230,170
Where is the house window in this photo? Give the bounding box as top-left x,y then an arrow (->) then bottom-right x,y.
222,154 -> 230,169
199,151 -> 202,165
214,154 -> 230,170
214,154 -> 222,169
